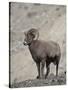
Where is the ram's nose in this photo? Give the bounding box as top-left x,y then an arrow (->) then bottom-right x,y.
23,41 -> 27,45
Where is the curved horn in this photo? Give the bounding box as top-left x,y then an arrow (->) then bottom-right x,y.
28,28 -> 39,40
34,29 -> 39,40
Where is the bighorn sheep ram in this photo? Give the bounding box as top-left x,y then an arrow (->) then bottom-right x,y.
23,28 -> 61,79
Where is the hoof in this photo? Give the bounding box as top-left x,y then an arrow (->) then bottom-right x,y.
36,76 -> 40,79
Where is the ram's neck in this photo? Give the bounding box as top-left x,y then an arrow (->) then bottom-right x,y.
28,40 -> 38,54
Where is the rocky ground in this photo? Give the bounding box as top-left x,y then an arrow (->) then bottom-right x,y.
10,2 -> 66,87
11,73 -> 66,88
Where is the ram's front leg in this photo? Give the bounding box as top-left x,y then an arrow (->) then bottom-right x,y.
45,61 -> 50,79
36,62 -> 40,79
40,60 -> 45,79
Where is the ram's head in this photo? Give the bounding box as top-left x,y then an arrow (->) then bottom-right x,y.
23,28 -> 39,45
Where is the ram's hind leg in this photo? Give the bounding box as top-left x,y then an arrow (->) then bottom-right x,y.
56,62 -> 59,77
55,56 -> 60,77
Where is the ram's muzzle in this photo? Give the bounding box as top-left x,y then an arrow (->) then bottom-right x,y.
23,41 -> 28,46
